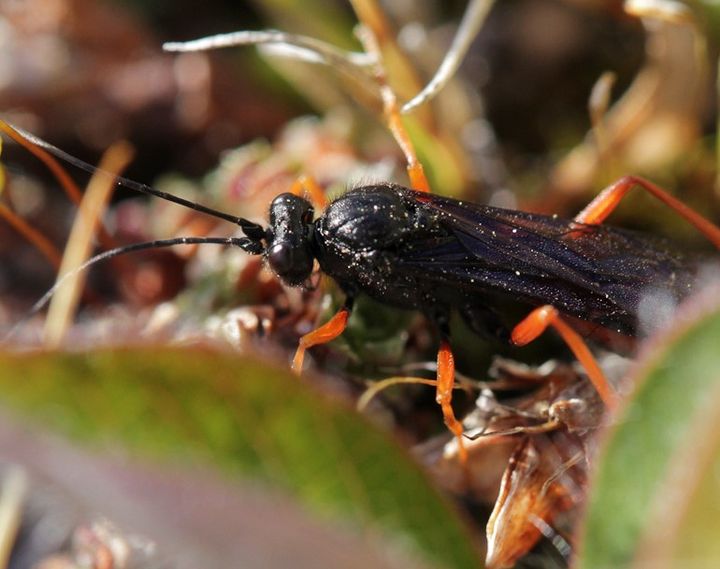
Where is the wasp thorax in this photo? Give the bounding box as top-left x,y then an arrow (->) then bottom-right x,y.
267,193 -> 315,286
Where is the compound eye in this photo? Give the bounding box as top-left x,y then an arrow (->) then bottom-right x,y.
268,242 -> 294,275
268,241 -> 313,285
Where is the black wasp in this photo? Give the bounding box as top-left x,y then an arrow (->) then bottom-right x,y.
270,182 -> 699,337
262,178 -> 717,462
8,122 -> 720,462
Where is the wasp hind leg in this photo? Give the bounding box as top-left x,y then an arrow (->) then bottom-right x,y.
575,175 -> 720,248
501,175 -> 720,411
511,306 -> 618,409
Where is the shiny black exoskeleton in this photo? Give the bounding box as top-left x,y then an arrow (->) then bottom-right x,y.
10,121 -> 707,345
260,183 -> 701,338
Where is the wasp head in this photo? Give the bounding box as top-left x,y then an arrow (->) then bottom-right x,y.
266,193 -> 315,286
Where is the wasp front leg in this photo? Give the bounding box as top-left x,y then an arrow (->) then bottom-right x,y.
289,174 -> 328,209
291,296 -> 354,373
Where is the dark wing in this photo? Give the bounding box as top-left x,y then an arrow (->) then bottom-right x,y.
397,191 -> 705,334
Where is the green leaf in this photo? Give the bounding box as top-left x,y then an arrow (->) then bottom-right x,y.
578,292 -> 720,569
664,420 -> 720,568
0,348 -> 482,569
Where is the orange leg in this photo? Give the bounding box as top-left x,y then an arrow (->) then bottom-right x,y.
289,174 -> 328,209
355,26 -> 430,193
291,304 -> 351,374
436,340 -> 468,464
575,175 -> 720,249
386,105 -> 430,193
511,307 -> 618,410
509,174 -> 720,409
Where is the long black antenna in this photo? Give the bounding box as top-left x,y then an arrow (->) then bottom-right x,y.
5,122 -> 267,240
4,236 -> 263,343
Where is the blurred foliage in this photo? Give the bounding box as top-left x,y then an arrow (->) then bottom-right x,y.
579,289 -> 720,569
2,0 -> 720,568
0,348 -> 483,568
